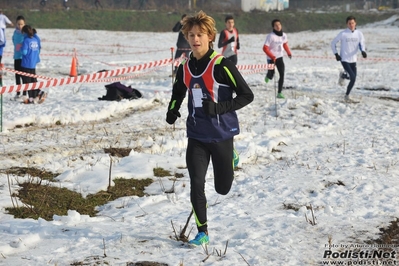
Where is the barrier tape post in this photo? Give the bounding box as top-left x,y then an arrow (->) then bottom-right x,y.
170,47 -> 174,85
170,47 -> 175,131
274,71 -> 278,119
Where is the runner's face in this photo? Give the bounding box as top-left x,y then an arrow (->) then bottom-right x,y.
225,19 -> 234,31
187,25 -> 212,59
273,21 -> 282,31
16,19 -> 25,31
347,19 -> 356,31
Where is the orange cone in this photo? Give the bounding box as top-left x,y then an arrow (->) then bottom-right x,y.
69,56 -> 78,77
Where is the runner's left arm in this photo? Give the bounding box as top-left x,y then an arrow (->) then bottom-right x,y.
212,58 -> 254,114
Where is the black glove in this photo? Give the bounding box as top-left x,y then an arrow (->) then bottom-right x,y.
288,55 -> 292,59
335,53 -> 341,61
202,98 -> 217,116
228,36 -> 235,43
361,51 -> 367,58
166,109 -> 181,125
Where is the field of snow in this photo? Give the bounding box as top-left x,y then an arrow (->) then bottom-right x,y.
0,15 -> 398,265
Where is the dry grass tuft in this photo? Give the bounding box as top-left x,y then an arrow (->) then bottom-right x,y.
6,172 -> 153,221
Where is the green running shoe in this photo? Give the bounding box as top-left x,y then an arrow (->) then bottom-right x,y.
188,232 -> 209,246
233,148 -> 239,168
277,93 -> 285,99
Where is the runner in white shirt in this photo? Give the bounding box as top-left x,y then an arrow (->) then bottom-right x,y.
331,15 -> 367,102
263,19 -> 292,99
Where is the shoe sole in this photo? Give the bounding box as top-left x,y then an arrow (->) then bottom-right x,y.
188,241 -> 209,247
39,93 -> 48,104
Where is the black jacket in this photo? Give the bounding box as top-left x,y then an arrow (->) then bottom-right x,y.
172,21 -> 190,49
168,49 -> 254,142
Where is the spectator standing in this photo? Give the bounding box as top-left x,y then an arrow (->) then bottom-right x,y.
95,0 -> 103,9
21,25 -> 45,104
12,15 -> 26,99
63,0 -> 69,10
172,14 -> 191,74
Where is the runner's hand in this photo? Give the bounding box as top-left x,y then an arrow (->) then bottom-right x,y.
166,109 -> 181,125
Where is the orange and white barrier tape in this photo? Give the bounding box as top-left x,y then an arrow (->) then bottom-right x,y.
241,52 -> 399,62
1,67 -> 54,80
0,58 -> 172,94
173,53 -> 188,67
87,66 -> 164,84
237,63 -> 275,71
0,58 -> 277,94
240,68 -> 270,76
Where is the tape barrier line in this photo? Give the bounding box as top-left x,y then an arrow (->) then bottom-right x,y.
240,68 -> 272,76
87,66 -> 165,84
237,64 -> 275,71
1,67 -> 54,80
0,59 -> 275,94
173,54 -> 188,67
0,58 -> 172,94
241,52 -> 399,62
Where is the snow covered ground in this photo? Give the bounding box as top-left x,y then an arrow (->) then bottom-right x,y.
0,15 -> 398,265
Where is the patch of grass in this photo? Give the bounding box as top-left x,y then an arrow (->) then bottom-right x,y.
70,255 -> 110,265
153,167 -> 172,177
3,9 -> 395,34
6,177 -> 153,221
283,203 -> 302,211
126,262 -> 169,266
325,180 -> 345,188
14,122 -> 36,129
4,166 -> 58,181
104,147 -> 132,157
370,219 -> 399,245
283,203 -> 323,212
174,173 -> 184,178
366,218 -> 399,255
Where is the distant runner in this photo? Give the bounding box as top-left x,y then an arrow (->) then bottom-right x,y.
262,19 -> 292,99
331,15 -> 367,103
217,15 -> 240,65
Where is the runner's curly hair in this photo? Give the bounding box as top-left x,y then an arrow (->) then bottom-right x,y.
181,10 -> 217,49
